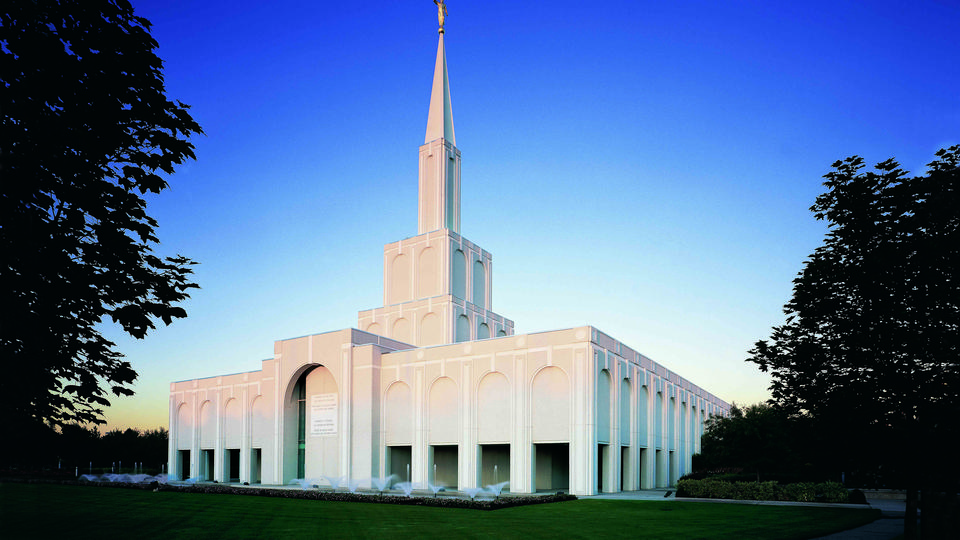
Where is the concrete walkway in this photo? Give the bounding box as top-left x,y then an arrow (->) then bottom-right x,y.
582,490 -> 907,539
810,516 -> 903,540
810,498 -> 907,540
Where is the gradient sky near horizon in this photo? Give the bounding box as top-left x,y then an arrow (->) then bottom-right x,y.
100,0 -> 959,431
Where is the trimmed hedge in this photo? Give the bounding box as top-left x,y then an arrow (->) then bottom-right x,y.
676,479 -> 851,503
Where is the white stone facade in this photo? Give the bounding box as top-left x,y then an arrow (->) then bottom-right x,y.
169,30 -> 729,496
357,228 -> 513,347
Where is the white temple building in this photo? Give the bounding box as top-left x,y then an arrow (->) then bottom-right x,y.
168,18 -> 729,496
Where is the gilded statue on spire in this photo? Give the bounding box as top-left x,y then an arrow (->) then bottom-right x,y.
434,0 -> 447,34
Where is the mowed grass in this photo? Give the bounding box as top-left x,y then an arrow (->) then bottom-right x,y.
1,483 -> 879,539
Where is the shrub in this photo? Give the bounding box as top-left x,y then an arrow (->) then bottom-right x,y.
679,468 -> 745,482
780,482 -> 816,502
710,472 -> 762,483
815,482 -> 849,503
677,479 -> 849,503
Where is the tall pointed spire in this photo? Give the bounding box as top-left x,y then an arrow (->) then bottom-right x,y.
424,33 -> 455,145
418,3 -> 460,235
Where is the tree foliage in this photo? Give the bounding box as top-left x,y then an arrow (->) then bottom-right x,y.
695,403 -> 814,482
747,146 -> 960,481
1,422 -> 169,473
1,0 -> 203,429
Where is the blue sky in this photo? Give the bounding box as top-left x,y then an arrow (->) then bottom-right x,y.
102,0 -> 959,430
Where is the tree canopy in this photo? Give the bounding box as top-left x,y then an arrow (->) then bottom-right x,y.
695,403 -> 815,482
1,0 -> 203,430
0,420 -> 169,474
747,146 -> 959,485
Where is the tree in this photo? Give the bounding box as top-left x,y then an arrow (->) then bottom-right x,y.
695,403 -> 811,482
747,146 -> 959,537
0,421 -> 169,474
0,1 -> 203,431
693,403 -> 840,484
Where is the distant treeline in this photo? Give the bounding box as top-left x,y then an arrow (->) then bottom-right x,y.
3,421 -> 168,475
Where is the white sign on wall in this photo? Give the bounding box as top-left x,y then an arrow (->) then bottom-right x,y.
310,393 -> 338,436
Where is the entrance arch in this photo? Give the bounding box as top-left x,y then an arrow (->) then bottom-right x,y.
283,365 -> 339,483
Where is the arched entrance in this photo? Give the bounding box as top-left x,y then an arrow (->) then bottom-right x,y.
284,365 -> 339,482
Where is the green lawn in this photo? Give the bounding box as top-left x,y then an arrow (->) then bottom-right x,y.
1,483 -> 879,539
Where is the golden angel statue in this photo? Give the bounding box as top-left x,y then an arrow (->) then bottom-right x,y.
434,0 -> 447,32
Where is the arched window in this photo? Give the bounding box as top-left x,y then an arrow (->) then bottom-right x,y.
455,314 -> 470,342
452,250 -> 466,299
472,260 -> 485,308
391,254 -> 411,302
532,366 -> 570,442
597,369 -> 611,444
620,378 -> 631,446
420,312 -> 441,345
418,247 -> 438,298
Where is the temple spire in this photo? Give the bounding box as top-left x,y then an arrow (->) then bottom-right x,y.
424,28 -> 455,144
418,2 -> 460,235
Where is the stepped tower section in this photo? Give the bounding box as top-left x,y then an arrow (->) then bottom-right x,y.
358,31 -> 514,346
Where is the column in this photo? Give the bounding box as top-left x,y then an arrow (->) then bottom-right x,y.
459,362 -> 476,489
413,366 -> 428,489
571,347 -> 596,496
512,352 -> 532,493
240,385 -> 250,483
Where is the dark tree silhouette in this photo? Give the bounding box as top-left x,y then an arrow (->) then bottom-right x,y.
1,422 -> 169,474
694,403 -> 813,482
0,1 -> 202,431
747,146 -> 959,538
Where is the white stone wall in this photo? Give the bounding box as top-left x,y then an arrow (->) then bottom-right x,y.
169,325 -> 728,495
169,366 -> 277,484
371,326 -> 728,495
418,138 -> 461,235
359,229 -> 514,347
168,329 -> 410,485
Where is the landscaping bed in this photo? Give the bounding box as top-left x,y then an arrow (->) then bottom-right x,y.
676,479 -> 855,503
